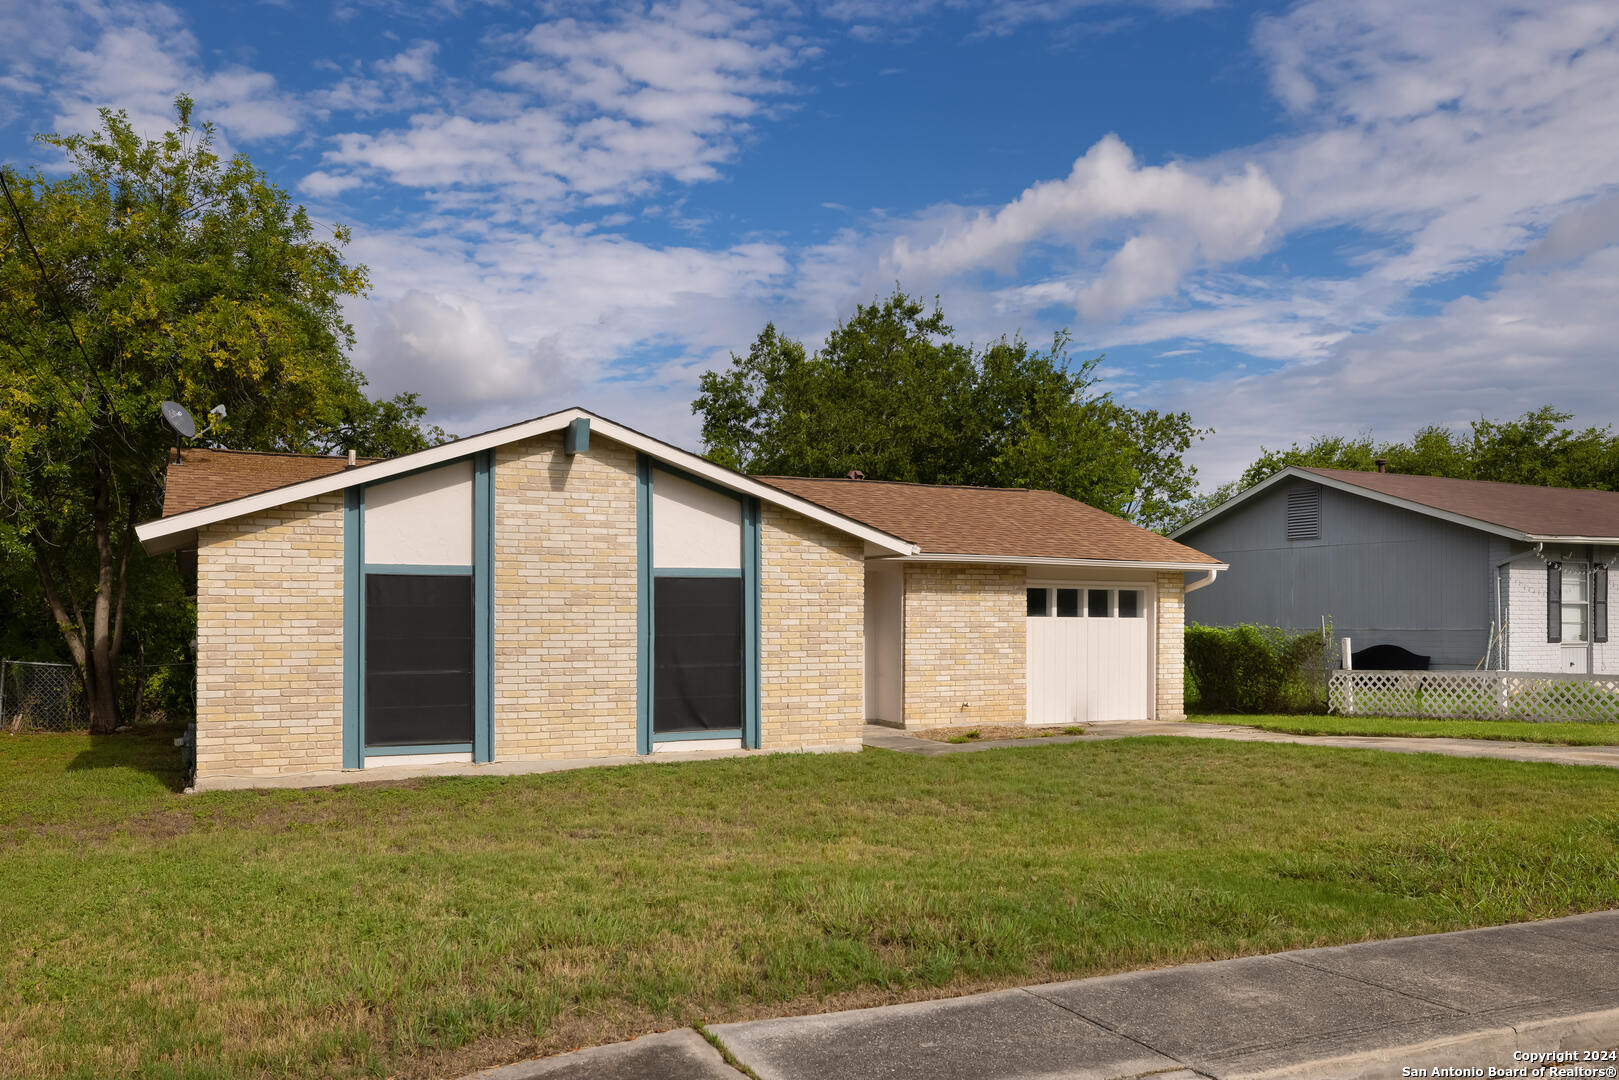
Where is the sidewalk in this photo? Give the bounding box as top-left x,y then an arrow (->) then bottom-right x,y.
864,719 -> 1619,769
464,911 -> 1619,1080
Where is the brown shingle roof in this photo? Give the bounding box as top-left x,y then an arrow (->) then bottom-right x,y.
1299,468 -> 1619,538
755,476 -> 1221,564
161,448 -> 380,517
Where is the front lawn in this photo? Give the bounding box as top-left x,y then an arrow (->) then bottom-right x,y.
5,728 -> 1619,1080
1189,713 -> 1619,745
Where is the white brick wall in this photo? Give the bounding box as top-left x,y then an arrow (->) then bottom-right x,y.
1501,543 -> 1619,674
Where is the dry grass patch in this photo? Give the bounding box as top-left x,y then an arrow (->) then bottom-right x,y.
908,724 -> 1085,743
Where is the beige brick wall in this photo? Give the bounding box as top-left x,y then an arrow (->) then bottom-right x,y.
194,494 -> 346,780
901,563 -> 1026,728
191,433 -> 873,779
759,506 -> 866,750
493,432 -> 640,760
1155,571 -> 1186,721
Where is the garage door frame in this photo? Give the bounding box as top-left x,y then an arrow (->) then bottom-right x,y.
1026,578 -> 1157,724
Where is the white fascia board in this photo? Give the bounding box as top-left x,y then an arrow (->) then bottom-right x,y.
1169,466 -> 1542,545
587,416 -> 914,553
870,553 -> 1228,572
135,407 -> 917,556
1525,534 -> 1619,544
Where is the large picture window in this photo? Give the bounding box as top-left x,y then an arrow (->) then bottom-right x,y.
653,576 -> 743,733
364,574 -> 475,747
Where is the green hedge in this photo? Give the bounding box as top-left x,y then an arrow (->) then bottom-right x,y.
1185,624 -> 1330,714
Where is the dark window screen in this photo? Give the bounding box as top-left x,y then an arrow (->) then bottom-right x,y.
1056,588 -> 1080,617
365,574 -> 474,747
1087,589 -> 1112,618
654,576 -> 743,733
1026,588 -> 1049,617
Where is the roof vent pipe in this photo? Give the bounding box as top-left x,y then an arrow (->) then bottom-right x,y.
1375,458 -> 1388,473
347,449 -> 356,467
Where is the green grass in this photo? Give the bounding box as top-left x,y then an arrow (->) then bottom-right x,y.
4,727 -> 1619,1079
1189,713 -> 1619,746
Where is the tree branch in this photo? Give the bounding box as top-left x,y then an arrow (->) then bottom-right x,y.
33,554 -> 87,670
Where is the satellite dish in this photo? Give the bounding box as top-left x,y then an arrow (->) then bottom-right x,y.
160,401 -> 196,439
160,400 -> 197,463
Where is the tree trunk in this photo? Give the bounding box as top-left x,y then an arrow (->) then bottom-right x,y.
31,458 -> 131,735
86,461 -> 124,734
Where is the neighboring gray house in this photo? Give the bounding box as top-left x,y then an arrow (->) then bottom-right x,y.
1171,466 -> 1619,674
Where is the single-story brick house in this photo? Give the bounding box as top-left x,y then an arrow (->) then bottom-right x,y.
1172,465 -> 1619,673
136,408 -> 1223,789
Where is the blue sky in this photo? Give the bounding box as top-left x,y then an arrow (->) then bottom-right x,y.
4,0 -> 1619,485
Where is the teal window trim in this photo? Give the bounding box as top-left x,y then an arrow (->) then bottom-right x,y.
743,497 -> 761,749
342,488 -> 364,769
636,454 -> 654,755
652,566 -> 742,578
364,742 -> 472,756
637,457 -> 760,754
652,729 -> 743,742
564,416 -> 590,455
473,450 -> 495,763
345,459 -> 495,766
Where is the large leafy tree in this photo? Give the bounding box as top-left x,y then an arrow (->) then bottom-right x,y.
1159,406 -> 1619,533
1230,406 -> 1619,492
695,289 -> 1206,527
0,97 -> 440,732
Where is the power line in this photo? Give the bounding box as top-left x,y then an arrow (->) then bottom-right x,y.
0,166 -> 121,419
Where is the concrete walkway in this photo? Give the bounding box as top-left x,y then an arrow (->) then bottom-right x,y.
863,719 -> 1619,769
463,911 -> 1619,1079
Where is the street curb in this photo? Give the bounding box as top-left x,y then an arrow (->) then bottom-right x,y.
1229,1005 -> 1619,1080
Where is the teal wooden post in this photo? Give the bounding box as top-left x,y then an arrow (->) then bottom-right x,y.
342,487 -> 364,769
473,451 -> 495,762
636,455 -> 653,755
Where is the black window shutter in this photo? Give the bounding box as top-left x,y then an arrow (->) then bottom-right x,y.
1595,565 -> 1609,644
1547,562 -> 1562,643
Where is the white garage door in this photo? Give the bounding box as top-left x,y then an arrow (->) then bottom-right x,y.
1026,584 -> 1153,724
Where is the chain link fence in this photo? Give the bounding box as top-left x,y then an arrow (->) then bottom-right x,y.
1,660 -> 195,733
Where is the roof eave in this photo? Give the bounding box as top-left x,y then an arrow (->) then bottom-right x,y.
1525,535 -> 1619,545
1171,466 -> 1546,545
871,552 -> 1228,572
136,408 -> 917,556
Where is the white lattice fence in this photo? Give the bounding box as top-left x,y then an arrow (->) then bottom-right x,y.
1329,670 -> 1619,723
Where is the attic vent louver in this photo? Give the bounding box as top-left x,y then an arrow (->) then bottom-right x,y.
1286,486 -> 1321,541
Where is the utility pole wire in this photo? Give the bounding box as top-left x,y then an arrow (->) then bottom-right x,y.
0,165 -> 140,458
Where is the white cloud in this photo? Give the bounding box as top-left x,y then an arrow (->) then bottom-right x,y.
1163,242 -> 1619,482
325,1 -> 798,210
882,134 -> 1283,320
343,220 -> 794,442
375,41 -> 438,83
299,170 -> 366,198
18,0 -> 307,146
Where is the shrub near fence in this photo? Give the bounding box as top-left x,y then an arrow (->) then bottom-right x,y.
1185,624 -> 1333,714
